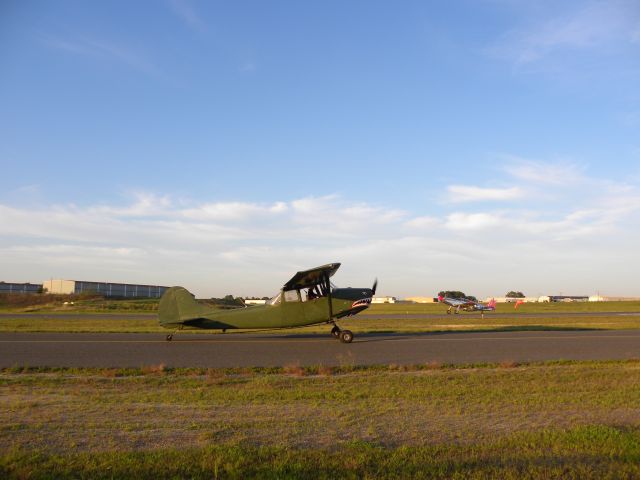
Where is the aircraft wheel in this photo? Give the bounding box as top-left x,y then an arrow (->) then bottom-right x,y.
331,325 -> 341,338
166,334 -> 173,341
447,310 -> 451,315
339,330 -> 354,343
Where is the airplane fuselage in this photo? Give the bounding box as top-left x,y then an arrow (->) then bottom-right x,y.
159,286 -> 373,331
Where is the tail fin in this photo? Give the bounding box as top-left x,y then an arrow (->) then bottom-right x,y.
488,298 -> 496,308
158,286 -> 207,326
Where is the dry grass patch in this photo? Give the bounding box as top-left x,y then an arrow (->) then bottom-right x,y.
3,360 -> 640,456
140,363 -> 166,375
283,363 -> 306,377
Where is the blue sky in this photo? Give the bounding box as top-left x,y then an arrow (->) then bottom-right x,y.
1,0 -> 640,298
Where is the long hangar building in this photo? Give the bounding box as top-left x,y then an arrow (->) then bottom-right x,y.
43,279 -> 168,298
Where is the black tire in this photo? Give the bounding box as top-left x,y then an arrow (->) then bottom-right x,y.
166,334 -> 173,341
447,310 -> 451,315
331,325 -> 341,338
339,330 -> 354,343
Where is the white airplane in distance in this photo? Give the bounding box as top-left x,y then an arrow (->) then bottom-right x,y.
437,295 -> 497,319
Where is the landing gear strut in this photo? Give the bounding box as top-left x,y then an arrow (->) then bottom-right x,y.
166,326 -> 181,341
330,323 -> 354,343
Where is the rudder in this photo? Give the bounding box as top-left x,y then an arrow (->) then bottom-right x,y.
158,286 -> 206,326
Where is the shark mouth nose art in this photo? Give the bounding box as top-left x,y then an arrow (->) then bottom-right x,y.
351,298 -> 372,309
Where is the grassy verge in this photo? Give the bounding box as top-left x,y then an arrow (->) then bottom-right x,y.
0,293 -> 161,313
2,361 -> 640,478
2,313 -> 640,333
2,294 -> 640,315
370,300 -> 640,314
4,427 -> 640,479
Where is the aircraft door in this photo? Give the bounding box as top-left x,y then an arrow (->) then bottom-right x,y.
281,289 -> 307,328
300,286 -> 330,326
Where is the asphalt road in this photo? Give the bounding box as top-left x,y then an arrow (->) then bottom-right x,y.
2,330 -> 640,368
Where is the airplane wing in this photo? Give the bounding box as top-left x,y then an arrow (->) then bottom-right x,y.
283,263 -> 341,290
446,297 -> 474,306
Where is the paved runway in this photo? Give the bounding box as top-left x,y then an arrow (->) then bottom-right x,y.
2,330 -> 640,368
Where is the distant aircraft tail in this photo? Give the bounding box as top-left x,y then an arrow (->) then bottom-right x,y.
488,298 -> 496,308
158,286 -> 207,326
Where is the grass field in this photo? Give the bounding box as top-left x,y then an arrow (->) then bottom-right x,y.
3,293 -> 640,315
3,310 -> 640,334
3,361 -> 640,478
371,300 -> 640,314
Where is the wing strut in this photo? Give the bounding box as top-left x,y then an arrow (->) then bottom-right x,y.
325,272 -> 334,322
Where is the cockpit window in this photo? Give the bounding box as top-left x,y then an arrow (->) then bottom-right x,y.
267,292 -> 281,305
284,290 -> 300,302
305,286 -> 321,301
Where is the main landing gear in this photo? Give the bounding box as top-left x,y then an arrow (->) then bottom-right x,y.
330,323 -> 354,343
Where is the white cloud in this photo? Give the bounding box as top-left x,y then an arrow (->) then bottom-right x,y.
40,34 -> 161,76
489,1 -> 640,65
182,201 -> 288,221
502,157 -> 584,185
2,175 -> 640,297
447,185 -> 524,202
445,212 -> 505,230
405,216 -> 440,229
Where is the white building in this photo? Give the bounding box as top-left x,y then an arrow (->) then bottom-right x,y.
43,279 -> 168,298
405,296 -> 437,303
244,299 -> 267,305
372,296 -> 396,304
484,297 -> 539,303
589,295 -> 640,302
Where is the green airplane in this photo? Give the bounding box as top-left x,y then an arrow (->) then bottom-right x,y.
158,263 -> 377,343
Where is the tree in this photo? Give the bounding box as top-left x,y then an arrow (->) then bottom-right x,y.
438,290 -> 467,299
210,295 -> 245,307
506,291 -> 525,298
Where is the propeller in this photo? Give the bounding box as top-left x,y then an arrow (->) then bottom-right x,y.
372,278 -> 378,296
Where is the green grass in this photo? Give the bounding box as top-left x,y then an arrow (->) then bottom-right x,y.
3,294 -> 640,315
2,312 -> 640,333
4,428 -> 640,479
2,361 -> 640,478
370,300 -> 640,314
2,300 -> 640,334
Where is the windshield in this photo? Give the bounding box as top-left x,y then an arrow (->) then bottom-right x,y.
266,292 -> 281,306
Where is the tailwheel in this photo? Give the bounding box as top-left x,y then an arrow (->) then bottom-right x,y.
166,334 -> 173,341
331,325 -> 341,339
339,330 -> 354,343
